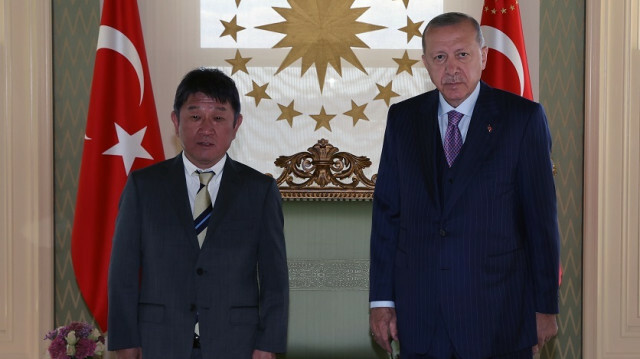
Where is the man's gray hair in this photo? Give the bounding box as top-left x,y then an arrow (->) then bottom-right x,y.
421,12 -> 485,53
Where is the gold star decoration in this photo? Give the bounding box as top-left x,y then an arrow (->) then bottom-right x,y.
235,0 -> 241,7
374,81 -> 400,106
401,0 -> 410,8
257,0 -> 385,92
220,15 -> 245,41
245,81 -> 271,106
398,16 -> 423,43
277,101 -> 303,127
343,100 -> 369,126
310,106 -> 336,131
393,50 -> 420,75
225,50 -> 252,75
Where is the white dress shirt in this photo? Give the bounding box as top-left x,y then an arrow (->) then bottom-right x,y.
181,153 -> 226,214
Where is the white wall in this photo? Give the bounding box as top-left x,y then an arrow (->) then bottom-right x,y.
446,0 -> 540,100
584,0 -> 640,357
0,0 -> 54,358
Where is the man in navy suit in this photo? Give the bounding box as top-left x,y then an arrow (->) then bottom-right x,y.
369,12 -> 559,359
108,68 -> 289,359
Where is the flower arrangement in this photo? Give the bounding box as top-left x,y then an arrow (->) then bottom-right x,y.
44,322 -> 105,359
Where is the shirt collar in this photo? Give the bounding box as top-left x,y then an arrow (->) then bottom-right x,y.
182,153 -> 226,176
438,81 -> 481,117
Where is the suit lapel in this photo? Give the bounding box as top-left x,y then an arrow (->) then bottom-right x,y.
442,83 -> 501,217
202,156 -> 243,246
416,92 -> 442,212
165,154 -> 201,250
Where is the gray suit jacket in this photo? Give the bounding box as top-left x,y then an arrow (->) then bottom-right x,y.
108,154 -> 289,359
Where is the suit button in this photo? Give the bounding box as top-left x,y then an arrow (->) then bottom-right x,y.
190,304 -> 196,312
196,268 -> 204,275
439,229 -> 446,237
448,178 -> 454,184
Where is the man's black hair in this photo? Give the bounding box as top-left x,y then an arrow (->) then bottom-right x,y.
173,67 -> 241,122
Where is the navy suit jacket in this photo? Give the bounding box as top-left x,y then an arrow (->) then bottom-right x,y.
108,154 -> 289,359
369,82 -> 560,358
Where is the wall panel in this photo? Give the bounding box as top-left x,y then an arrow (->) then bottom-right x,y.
584,0 -> 640,357
539,0 -> 585,357
0,0 -> 54,358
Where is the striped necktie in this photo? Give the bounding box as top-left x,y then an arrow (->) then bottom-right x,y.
194,171 -> 214,248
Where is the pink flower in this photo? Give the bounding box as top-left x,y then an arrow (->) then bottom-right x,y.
68,322 -> 92,338
47,335 -> 68,359
74,338 -> 97,359
44,322 -> 102,359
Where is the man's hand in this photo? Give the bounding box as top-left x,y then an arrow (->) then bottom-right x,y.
252,349 -> 276,359
115,347 -> 142,359
369,307 -> 398,353
532,312 -> 558,355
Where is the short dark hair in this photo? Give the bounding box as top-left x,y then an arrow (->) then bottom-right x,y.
421,12 -> 485,53
173,67 -> 241,122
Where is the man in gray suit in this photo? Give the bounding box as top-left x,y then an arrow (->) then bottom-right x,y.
108,68 -> 289,359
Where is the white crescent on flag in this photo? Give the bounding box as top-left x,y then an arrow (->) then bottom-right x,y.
97,25 -> 145,105
480,25 -> 525,96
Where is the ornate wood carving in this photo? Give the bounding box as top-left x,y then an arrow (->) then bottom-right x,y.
272,139 -> 377,200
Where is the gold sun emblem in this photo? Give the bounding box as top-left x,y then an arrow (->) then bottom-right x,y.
257,0 -> 385,92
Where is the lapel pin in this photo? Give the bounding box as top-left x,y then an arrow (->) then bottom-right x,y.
487,124 -> 493,133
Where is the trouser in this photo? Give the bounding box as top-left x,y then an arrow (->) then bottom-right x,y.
401,309 -> 533,359
400,348 -> 532,359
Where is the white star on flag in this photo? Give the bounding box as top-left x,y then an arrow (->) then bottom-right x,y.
102,122 -> 153,174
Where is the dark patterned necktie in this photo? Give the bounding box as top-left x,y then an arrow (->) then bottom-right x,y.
444,110 -> 463,167
193,171 -> 214,248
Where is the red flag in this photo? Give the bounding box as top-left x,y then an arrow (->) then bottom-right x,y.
71,0 -> 164,332
480,1 -> 533,100
481,2 -> 563,286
